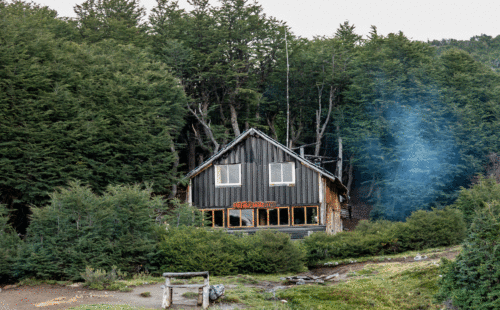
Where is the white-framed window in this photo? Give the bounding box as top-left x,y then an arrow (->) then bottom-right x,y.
215,164 -> 241,186
269,162 -> 295,186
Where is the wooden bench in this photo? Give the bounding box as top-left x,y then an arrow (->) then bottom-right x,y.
162,271 -> 209,309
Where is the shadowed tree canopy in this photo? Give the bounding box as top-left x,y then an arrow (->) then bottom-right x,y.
0,1 -> 187,232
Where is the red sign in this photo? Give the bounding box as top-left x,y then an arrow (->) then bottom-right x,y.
233,201 -> 277,209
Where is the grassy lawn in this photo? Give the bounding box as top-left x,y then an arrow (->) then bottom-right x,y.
58,247 -> 460,309
276,261 -> 442,309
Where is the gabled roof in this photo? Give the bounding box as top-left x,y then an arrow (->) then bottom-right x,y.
185,128 -> 347,194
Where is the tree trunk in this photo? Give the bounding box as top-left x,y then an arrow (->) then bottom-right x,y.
188,133 -> 196,172
229,103 -> 240,137
346,155 -> 354,196
315,86 -> 335,156
336,131 -> 342,182
168,141 -> 180,199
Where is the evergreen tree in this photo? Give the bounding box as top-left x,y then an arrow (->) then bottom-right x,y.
74,0 -> 148,46
0,1 -> 187,231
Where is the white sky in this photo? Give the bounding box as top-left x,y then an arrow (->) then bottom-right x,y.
33,0 -> 500,41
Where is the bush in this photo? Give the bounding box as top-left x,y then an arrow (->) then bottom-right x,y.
436,201 -> 500,309
0,203 -> 22,283
303,207 -> 466,266
14,181 -> 165,280
158,226 -> 245,276
80,266 -> 127,290
158,227 -> 305,275
453,176 -> 500,225
398,207 -> 466,250
242,230 -> 306,273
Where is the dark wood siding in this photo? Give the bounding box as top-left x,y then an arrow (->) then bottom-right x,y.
191,135 -> 321,208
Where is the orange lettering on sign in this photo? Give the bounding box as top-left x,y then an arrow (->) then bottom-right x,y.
232,201 -> 277,209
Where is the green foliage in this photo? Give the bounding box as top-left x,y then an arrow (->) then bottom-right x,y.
163,199 -> 206,228
0,0 -> 187,230
158,226 -> 245,276
453,176 -> 500,225
0,203 -> 22,283
240,230 -> 306,274
14,181 -> 163,280
398,207 -> 467,251
74,0 -> 148,45
80,265 -> 127,290
436,201 -> 500,309
303,207 -> 466,266
158,227 -> 305,275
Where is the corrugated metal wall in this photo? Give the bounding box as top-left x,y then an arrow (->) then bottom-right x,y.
191,135 -> 320,208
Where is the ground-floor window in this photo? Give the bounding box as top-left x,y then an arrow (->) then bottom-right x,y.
292,206 -> 318,225
201,209 -> 225,227
257,207 -> 290,226
199,206 -> 318,228
228,208 -> 254,227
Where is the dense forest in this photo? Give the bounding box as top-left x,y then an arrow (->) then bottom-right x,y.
1,0 -> 500,233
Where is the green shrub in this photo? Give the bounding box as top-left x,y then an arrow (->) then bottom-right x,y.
0,203 -> 22,283
303,207 -> 466,266
80,265 -> 127,290
453,176 -> 500,225
436,201 -> 500,309
158,226 -> 245,276
15,181 -> 164,280
158,227 -> 305,275
241,230 -> 306,273
397,207 -> 466,250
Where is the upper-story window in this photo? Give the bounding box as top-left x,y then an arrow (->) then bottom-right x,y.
269,162 -> 295,186
215,164 -> 241,186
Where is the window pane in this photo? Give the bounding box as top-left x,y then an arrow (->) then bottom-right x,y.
282,163 -> 294,183
229,209 -> 240,227
241,210 -> 253,227
219,166 -> 228,184
204,211 -> 213,227
293,207 -> 305,225
213,210 -> 224,227
270,163 -> 282,183
228,164 -> 240,184
306,207 -> 318,224
269,209 -> 278,225
258,209 -> 268,226
279,208 -> 289,225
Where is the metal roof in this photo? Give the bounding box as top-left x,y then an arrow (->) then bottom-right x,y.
185,128 -> 347,194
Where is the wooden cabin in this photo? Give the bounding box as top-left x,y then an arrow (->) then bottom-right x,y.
185,128 -> 349,238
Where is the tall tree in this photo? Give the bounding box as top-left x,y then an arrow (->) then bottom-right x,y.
74,0 -> 148,45
0,1 -> 187,232
150,0 -> 286,163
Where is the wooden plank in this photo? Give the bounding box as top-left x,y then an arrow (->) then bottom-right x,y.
313,171 -> 319,203
263,138 -> 269,201
165,284 -> 207,289
162,271 -> 209,277
246,137 -> 252,201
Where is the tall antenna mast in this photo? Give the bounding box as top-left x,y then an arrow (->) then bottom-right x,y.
285,27 -> 290,148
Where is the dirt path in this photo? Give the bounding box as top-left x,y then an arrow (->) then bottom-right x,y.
0,284 -> 238,310
0,247 -> 460,310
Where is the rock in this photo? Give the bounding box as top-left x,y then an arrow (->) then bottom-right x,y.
3,285 -> 17,290
325,273 -> 339,281
209,284 -> 225,301
281,300 -> 288,303
280,277 -> 286,281
296,280 -> 306,285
